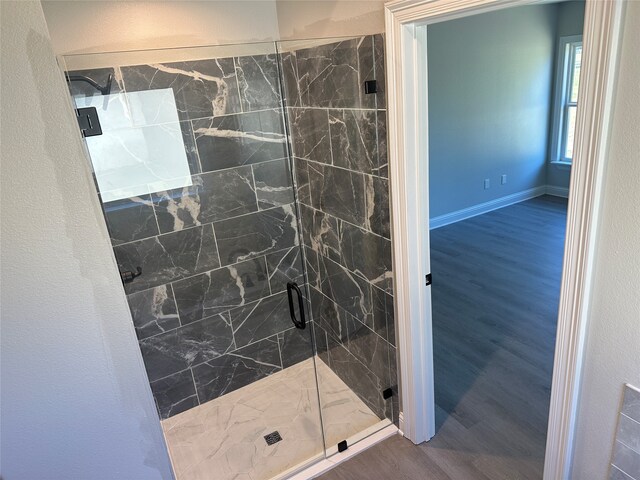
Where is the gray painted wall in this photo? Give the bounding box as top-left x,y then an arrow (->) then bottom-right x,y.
427,4 -> 557,218
427,2 -> 585,218
0,2 -> 174,478
547,1 -> 586,191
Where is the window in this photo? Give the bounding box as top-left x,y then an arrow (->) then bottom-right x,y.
551,36 -> 582,164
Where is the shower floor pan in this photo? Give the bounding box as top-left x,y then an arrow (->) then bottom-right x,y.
162,357 -> 383,480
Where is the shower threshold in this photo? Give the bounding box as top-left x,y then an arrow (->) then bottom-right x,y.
162,357 -> 387,480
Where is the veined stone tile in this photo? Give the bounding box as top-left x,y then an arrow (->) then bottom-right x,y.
114,223 -> 220,294
172,257 -> 270,325
152,167 -> 257,233
127,284 -> 180,340
235,54 -> 282,112
120,58 -> 240,121
150,369 -> 199,420
103,194 -> 159,245
139,312 -> 234,382
214,205 -> 298,266
192,336 -> 282,403
265,246 -> 304,294
193,109 -> 287,172
252,159 -> 294,210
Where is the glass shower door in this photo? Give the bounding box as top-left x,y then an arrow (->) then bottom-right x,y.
61,43 -> 325,480
278,34 -> 398,456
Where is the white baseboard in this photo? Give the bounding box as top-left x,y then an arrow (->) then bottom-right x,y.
546,185 -> 570,198
429,186 -> 547,230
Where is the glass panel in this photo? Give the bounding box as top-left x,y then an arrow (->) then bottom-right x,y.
61,42 -> 325,480
569,45 -> 582,103
277,34 -> 397,457
565,105 -> 577,159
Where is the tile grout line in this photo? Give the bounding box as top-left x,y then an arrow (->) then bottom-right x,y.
114,201 -> 296,247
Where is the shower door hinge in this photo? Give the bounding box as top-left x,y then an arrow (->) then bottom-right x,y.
75,107 -> 102,137
363,80 -> 377,94
425,273 -> 432,286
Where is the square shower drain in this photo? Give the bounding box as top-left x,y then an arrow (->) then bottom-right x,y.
264,431 -> 283,446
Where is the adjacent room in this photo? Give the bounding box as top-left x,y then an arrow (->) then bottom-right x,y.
419,1 -> 581,478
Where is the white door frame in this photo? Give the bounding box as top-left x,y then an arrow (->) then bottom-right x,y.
384,0 -> 626,478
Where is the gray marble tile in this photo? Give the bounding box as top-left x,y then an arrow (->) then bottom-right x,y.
193,109 -> 287,172
339,222 -> 392,292
347,318 -> 391,386
373,34 -> 387,110
623,386 -> 640,422
289,108 -> 331,164
293,158 -> 311,205
319,255 -> 373,324
279,51 -> 302,108
215,205 -> 298,266
304,246 -> 321,290
294,38 -> 363,109
172,257 -> 270,324
180,121 -> 201,175
299,203 -> 341,263
329,109 -> 380,175
120,59 -> 240,121
150,369 -> 199,419
326,335 -> 385,419
356,35 -> 377,110
278,327 -> 314,369
252,159 -> 294,210
365,174 -> 391,239
127,285 -> 180,340
612,441 -> 640,480
371,286 -> 395,346
314,324 -> 330,367
230,292 -> 293,348
67,67 -> 123,98
309,162 -> 366,228
103,195 -> 159,245
374,110 -> 388,178
266,247 -> 304,294
114,223 -> 220,294
235,54 -> 282,112
309,286 -> 356,345
152,166 -> 257,233
617,414 -> 640,454
610,466 -> 635,480
193,336 -> 282,402
139,312 -> 234,382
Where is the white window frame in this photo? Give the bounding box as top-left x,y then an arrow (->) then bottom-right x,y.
551,35 -> 583,165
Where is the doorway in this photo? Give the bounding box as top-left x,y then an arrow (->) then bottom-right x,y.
384,0 -> 625,478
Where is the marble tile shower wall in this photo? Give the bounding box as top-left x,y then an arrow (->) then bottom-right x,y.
71,54 -> 313,419
281,35 -> 399,422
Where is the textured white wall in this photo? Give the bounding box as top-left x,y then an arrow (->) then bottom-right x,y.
0,2 -> 174,479
571,1 -> 640,478
40,0 -> 281,54
41,0 -> 385,56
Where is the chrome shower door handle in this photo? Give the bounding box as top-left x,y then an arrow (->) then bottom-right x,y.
286,282 -> 306,330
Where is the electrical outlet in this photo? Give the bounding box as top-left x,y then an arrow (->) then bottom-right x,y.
484,178 -> 490,190
501,174 -> 507,185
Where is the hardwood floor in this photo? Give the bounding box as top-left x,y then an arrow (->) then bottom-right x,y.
317,196 -> 568,480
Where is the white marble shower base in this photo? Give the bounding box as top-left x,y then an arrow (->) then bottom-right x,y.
162,357 -> 382,480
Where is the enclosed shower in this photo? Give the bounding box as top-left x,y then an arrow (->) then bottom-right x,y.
62,35 -> 397,480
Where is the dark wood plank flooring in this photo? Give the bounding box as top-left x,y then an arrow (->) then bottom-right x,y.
317,196 -> 568,480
